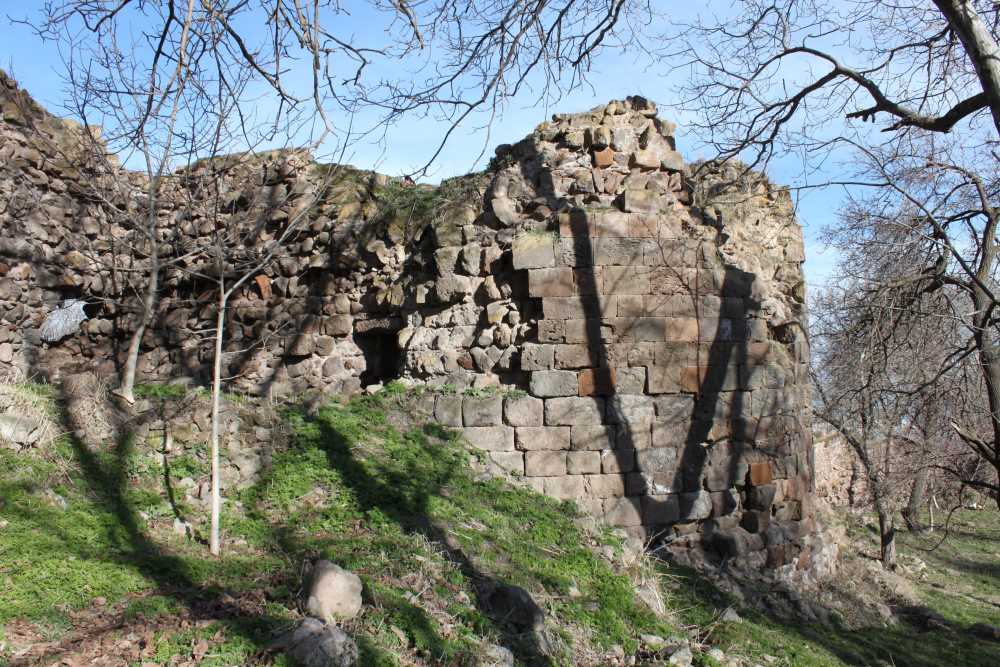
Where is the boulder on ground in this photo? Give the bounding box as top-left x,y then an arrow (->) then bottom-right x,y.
281,617 -> 358,667
305,560 -> 363,622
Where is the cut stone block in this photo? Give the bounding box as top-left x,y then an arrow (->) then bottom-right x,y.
636,447 -> 678,474
545,397 -> 606,425
604,497 -> 643,527
435,395 -> 464,427
617,422 -> 652,450
544,475 -> 587,500
571,424 -> 616,450
515,426 -> 571,451
588,473 -> 627,498
601,449 -> 636,474
464,426 -> 515,451
490,451 -> 525,475
463,395 -> 503,426
678,491 -> 713,521
512,234 -> 556,269
553,344 -> 593,369
578,367 -> 615,396
567,450 -> 602,474
602,266 -> 650,295
520,343 -> 555,371
530,370 -> 579,397
528,267 -> 575,297
643,495 -> 680,525
504,395 -> 544,426
524,451 -> 567,477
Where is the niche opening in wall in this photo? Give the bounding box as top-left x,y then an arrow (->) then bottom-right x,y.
355,326 -> 402,387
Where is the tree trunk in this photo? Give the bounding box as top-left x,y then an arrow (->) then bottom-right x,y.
875,497 -> 897,570
902,466 -> 929,532
115,235 -> 158,405
209,289 -> 226,556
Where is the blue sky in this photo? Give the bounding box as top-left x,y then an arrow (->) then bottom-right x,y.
0,3 -> 840,287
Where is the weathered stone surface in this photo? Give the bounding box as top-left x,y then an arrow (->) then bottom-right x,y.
435,395 -> 464,427
282,617 -> 358,667
0,81 -> 815,573
544,397 -> 605,425
524,451 -> 567,476
530,370 -> 578,397
463,395 -> 503,426
571,424 -> 616,450
504,395 -> 544,426
512,233 -> 556,269
516,426 -> 570,451
567,450 -> 601,474
305,560 -> 363,622
464,426 -> 516,451
604,497 -> 643,527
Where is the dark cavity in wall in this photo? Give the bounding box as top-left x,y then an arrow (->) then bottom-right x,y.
355,324 -> 403,387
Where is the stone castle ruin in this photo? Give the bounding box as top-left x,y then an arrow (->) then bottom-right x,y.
0,71 -> 822,573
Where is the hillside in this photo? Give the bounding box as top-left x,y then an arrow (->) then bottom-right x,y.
1,381 -> 999,666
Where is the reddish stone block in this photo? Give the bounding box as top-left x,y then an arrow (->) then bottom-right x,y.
592,147 -> 615,168
579,367 -> 616,396
749,461 -> 774,486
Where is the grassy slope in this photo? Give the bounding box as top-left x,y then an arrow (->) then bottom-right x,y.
0,384 -> 673,666
1,381 -> 999,666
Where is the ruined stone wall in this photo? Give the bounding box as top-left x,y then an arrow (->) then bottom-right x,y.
0,72 -> 819,572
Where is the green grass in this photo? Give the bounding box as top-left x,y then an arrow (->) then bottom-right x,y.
0,386 -> 674,666
3,380 -> 1000,666
662,510 -> 1000,667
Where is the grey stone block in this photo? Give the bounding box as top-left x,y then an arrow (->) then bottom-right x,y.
463,395 -> 503,426
504,395 -> 544,426
604,497 -> 643,527
567,450 -> 601,474
543,475 -> 586,500
524,451 -> 567,476
529,370 -> 578,397
601,448 -> 636,474
515,426 -> 571,451
587,473 -> 627,498
489,451 -> 525,475
636,447 -> 678,474
520,343 -> 554,371
544,397 -> 605,425
642,495 -> 680,525
571,424 -> 616,450
678,491 -> 713,521
463,426 -> 515,452
435,395 -> 463,427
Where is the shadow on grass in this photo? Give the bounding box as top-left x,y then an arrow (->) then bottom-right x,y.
2,385 -> 295,666
270,397 -> 556,666
666,563 -> 1000,667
